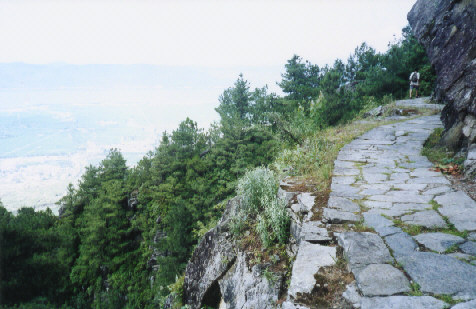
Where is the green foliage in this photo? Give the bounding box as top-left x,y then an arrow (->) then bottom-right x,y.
237,167 -> 279,215
1,24 -> 437,308
236,167 -> 289,248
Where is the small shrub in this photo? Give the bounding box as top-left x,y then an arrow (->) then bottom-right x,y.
237,167 -> 279,215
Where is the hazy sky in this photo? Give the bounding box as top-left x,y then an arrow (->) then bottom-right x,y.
1,0 -> 416,67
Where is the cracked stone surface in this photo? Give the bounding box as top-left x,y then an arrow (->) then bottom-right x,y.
435,191 -> 476,231
338,232 -> 393,273
284,102 -> 476,308
355,264 -> 410,296
413,232 -> 465,253
398,252 -> 476,298
401,210 -> 447,228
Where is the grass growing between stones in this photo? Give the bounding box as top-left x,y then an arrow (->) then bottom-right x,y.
407,282 -> 423,296
433,294 -> 464,306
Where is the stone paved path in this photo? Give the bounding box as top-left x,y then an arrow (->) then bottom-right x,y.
283,98 -> 476,309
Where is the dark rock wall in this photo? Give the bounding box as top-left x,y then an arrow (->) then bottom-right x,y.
408,0 -> 476,133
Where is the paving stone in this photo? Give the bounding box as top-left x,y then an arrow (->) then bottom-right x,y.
359,188 -> 389,196
338,232 -> 393,272
322,208 -> 361,224
447,252 -> 475,261
334,160 -> 357,169
342,281 -> 362,308
401,210 -> 447,228
435,191 -> 476,231
367,193 -> 432,204
366,208 -> 413,217
375,226 -> 402,237
451,299 -> 476,309
360,296 -> 447,309
333,167 -> 360,176
362,201 -> 393,209
332,176 -> 357,185
327,196 -> 361,212
406,176 -> 450,184
288,242 -> 336,299
363,213 -> 394,229
298,222 -> 331,244
393,184 -> 427,191
459,241 -> 476,256
362,172 -> 388,183
468,232 -> 476,241
421,185 -> 452,196
390,173 -> 410,182
392,203 -> 431,213
297,193 -> 315,212
410,168 -> 443,178
398,252 -> 476,298
329,184 -> 361,199
413,232 -> 465,253
356,264 -> 410,296
385,232 -> 418,257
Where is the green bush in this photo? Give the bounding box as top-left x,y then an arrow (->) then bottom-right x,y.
235,167 -> 289,248
236,167 -> 279,215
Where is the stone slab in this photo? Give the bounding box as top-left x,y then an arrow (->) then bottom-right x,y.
297,193 -> 315,212
356,264 -> 410,296
413,232 -> 465,253
435,191 -> 476,231
398,252 -> 476,298
338,232 -> 393,272
327,196 -> 360,212
401,210 -> 447,229
460,241 -> 476,256
322,208 -> 361,224
451,300 -> 476,309
363,213 -> 394,229
298,222 -> 331,244
360,296 -> 447,309
288,242 -> 336,299
385,232 -> 418,257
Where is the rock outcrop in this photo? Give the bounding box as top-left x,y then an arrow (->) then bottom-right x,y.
183,197 -> 285,309
408,0 -> 476,175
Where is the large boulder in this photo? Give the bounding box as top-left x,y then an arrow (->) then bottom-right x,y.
408,0 -> 476,148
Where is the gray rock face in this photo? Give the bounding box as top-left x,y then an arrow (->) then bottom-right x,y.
219,253 -> 281,309
356,264 -> 410,296
338,232 -> 393,272
398,252 -> 476,298
360,296 -> 447,309
288,242 -> 336,299
413,232 -> 465,253
408,0 -> 476,146
184,197 -> 283,308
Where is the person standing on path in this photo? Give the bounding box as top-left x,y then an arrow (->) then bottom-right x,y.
409,69 -> 420,99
